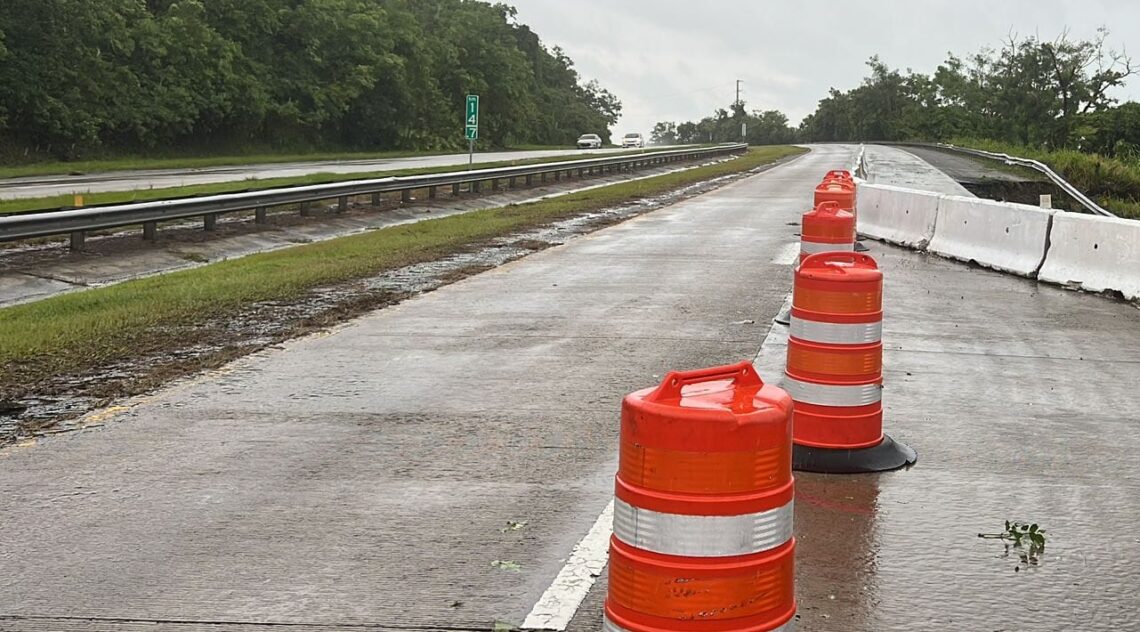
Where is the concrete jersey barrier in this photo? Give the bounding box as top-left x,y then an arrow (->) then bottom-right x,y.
929,196 -> 1055,277
1039,212 -> 1140,300
856,183 -> 941,249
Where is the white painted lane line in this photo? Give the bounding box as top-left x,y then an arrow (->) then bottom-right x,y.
521,500 -> 614,631
522,294 -> 794,631
770,242 -> 801,265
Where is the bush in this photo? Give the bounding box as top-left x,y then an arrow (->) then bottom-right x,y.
951,137 -> 1140,219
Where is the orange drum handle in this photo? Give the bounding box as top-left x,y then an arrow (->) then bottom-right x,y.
644,361 -> 762,403
800,252 -> 879,271
814,201 -> 842,215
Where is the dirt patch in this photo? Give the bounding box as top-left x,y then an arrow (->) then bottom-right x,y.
0,161 -> 778,447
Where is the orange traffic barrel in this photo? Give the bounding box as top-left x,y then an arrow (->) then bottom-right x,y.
814,178 -> 856,214
785,252 -> 916,473
800,201 -> 856,264
604,361 -> 796,632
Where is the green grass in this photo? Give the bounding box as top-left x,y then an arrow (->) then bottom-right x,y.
0,146 -> 580,180
0,148 -> 658,216
951,137 -> 1140,219
0,145 -> 803,379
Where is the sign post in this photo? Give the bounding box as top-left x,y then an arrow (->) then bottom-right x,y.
465,94 -> 479,167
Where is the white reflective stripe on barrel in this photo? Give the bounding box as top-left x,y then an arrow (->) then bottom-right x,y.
800,240 -> 854,254
612,497 -> 793,558
604,615 -> 793,632
783,375 -> 882,407
789,316 -> 881,344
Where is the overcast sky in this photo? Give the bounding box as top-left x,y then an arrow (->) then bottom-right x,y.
507,0 -> 1140,137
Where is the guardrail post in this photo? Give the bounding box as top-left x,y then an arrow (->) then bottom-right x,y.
2,148 -> 736,246
401,189 -> 413,203
69,231 -> 85,251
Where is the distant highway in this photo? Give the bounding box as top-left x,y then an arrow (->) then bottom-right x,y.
0,147 -> 676,201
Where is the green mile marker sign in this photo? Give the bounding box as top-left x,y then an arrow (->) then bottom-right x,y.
465,94 -> 479,140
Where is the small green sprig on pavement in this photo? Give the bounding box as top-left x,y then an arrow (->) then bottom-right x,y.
978,520 -> 1047,571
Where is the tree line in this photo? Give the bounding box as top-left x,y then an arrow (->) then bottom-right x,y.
0,0 -> 621,161
653,30 -> 1140,159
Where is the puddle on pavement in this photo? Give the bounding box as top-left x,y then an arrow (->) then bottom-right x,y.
0,168 -> 752,447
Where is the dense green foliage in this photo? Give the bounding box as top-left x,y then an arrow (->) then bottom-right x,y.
651,103 -> 796,146
659,30 -> 1139,155
799,30 -> 1136,152
0,0 -> 621,161
654,29 -> 1140,212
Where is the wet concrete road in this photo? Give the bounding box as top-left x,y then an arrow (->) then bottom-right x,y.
0,145 -> 852,630
5,144 -> 1137,631
565,146 -> 1140,631
750,244 -> 1140,631
0,147 -> 661,201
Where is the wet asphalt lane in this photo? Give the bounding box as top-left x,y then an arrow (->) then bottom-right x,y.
0,147 -> 657,200
0,145 -> 853,630
893,144 -> 1040,184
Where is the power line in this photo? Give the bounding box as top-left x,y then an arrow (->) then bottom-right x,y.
631,82 -> 737,105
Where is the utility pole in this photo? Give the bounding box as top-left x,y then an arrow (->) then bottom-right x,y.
735,79 -> 745,141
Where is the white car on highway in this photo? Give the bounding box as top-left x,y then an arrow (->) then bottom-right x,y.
576,133 -> 602,149
621,133 -> 644,148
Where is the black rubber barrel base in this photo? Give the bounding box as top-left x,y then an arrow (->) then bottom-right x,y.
793,434 -> 917,474
854,239 -> 871,252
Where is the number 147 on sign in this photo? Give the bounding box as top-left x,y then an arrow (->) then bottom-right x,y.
465,94 -> 479,140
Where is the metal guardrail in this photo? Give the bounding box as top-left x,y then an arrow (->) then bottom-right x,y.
888,142 -> 1115,218
0,144 -> 748,247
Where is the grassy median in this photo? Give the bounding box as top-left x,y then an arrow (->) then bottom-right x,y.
0,148 -> 663,216
0,145 -> 804,392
